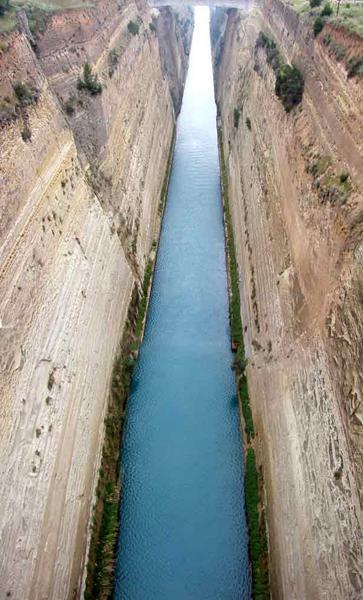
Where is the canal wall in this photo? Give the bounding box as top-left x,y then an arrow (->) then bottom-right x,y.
211,1 -> 363,598
0,2 -> 192,597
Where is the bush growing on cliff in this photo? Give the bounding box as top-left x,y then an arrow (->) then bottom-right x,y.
77,62 -> 102,95
313,16 -> 325,36
13,81 -> 39,106
127,20 -> 140,35
346,55 -> 363,77
233,108 -> 240,128
275,64 -> 304,112
240,375 -> 255,439
256,31 -> 281,72
246,117 -> 251,130
321,2 -> 333,16
310,0 -> 322,7
245,448 -> 269,598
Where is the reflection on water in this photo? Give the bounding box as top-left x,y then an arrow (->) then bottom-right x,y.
114,7 -> 250,599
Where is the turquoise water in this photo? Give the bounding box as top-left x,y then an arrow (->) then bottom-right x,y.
114,7 -> 250,599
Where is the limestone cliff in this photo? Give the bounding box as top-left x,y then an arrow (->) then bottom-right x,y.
212,1 -> 363,597
0,1 -> 192,597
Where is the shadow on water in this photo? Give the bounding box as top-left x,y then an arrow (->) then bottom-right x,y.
114,7 -> 251,599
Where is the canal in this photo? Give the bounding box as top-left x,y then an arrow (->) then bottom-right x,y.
114,7 -> 250,599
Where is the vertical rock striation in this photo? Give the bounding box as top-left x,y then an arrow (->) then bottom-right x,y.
212,1 -> 363,597
0,1 -> 193,597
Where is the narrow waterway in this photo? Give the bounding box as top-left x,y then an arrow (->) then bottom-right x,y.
114,7 -> 250,599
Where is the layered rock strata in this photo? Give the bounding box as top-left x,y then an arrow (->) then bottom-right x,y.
212,1 -> 363,597
0,1 -> 192,597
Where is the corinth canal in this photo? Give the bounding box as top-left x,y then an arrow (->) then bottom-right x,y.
114,7 -> 250,598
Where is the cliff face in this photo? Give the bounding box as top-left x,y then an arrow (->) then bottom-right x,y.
0,2 -> 192,597
212,1 -> 363,597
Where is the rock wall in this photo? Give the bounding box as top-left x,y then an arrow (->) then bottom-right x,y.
0,1 -> 192,597
212,1 -> 363,597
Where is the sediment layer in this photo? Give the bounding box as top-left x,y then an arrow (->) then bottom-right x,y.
212,1 -> 363,597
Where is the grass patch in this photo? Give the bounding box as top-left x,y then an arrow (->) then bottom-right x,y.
245,448 -> 270,599
218,127 -> 269,598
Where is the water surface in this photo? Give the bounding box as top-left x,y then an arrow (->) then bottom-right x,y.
114,7 -> 250,598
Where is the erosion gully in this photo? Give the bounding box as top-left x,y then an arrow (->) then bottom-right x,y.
114,7 -> 250,598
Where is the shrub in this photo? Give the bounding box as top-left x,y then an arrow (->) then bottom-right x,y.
0,0 -> 9,16
149,21 -> 156,33
313,16 -> 325,36
127,20 -> 140,35
310,0 -> 322,7
21,125 -> 31,141
64,95 -> 75,115
240,376 -> 254,439
0,98 -> 16,124
346,55 -> 363,78
321,2 -> 333,16
275,64 -> 304,112
108,48 -> 119,76
245,448 -> 269,597
13,81 -> 38,106
77,62 -> 102,95
233,107 -> 240,128
340,171 -> 349,183
246,117 -> 251,130
256,31 -> 281,72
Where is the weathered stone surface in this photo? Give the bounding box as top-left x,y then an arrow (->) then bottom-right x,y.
0,1 -> 192,597
212,1 -> 363,597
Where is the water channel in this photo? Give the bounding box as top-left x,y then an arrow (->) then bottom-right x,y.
114,7 -> 250,598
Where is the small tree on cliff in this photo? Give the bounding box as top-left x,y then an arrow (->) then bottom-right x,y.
77,62 -> 102,95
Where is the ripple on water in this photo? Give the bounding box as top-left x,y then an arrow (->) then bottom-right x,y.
114,7 -> 251,600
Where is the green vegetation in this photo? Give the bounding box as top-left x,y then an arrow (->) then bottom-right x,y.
77,62 -> 102,95
275,64 -> 304,112
246,117 -> 251,131
0,0 -> 10,16
321,2 -> 333,17
310,0 -> 322,7
256,32 -> 304,112
13,81 -> 38,105
239,375 -> 254,440
108,48 -> 119,77
245,448 -> 269,599
346,55 -> 363,77
256,31 -> 281,71
313,16 -> 325,36
323,34 -> 346,60
287,0 -> 363,37
158,128 -> 176,215
309,153 -> 353,203
149,20 -> 156,33
64,95 -> 76,115
218,127 -> 269,598
21,124 -> 31,140
127,19 -> 139,36
233,107 -> 240,128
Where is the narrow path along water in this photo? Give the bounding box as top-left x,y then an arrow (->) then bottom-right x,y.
114,7 -> 250,599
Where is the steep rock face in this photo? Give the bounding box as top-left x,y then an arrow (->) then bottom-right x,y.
0,2 -> 192,598
212,1 -> 363,597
